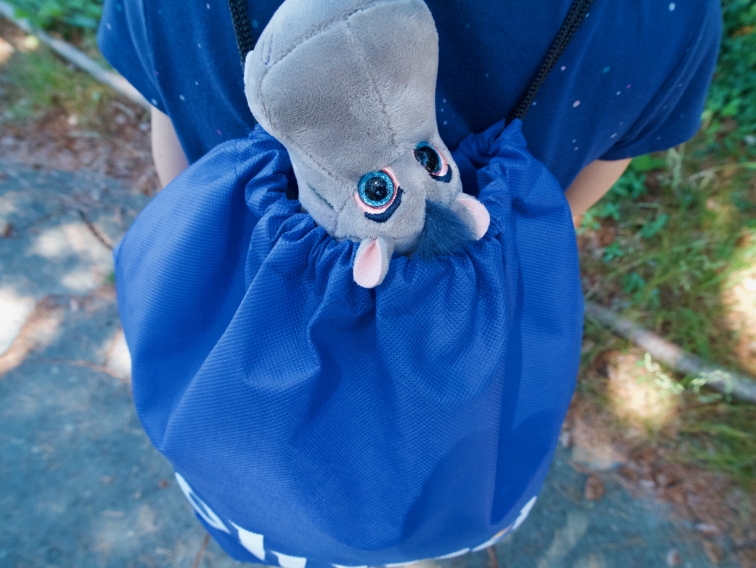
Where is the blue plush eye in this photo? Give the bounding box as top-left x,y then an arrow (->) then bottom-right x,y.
358,171 -> 395,208
414,142 -> 442,174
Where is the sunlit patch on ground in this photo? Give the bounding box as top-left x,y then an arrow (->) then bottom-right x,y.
0,34 -> 14,65
0,287 -> 35,356
0,296 -> 64,375
605,350 -> 682,439
721,230 -> 756,375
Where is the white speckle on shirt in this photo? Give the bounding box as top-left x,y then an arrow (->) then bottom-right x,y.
616,91 -> 621,95
106,22 -> 112,30
197,43 -> 202,48
574,146 -> 579,151
443,99 -> 447,103
443,121 -> 448,125
151,98 -> 158,106
195,81 -> 199,85
441,108 -> 444,112
206,2 -> 210,8
669,3 -> 676,11
610,133 -> 617,138
561,65 -> 566,71
179,94 -> 185,101
573,100 -> 581,108
572,139 -> 577,143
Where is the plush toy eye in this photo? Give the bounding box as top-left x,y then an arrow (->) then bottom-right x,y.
414,142 -> 443,174
355,168 -> 402,222
358,170 -> 395,209
414,142 -> 452,183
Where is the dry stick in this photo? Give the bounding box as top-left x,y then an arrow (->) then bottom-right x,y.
0,1 -> 150,109
77,209 -> 115,250
192,533 -> 211,568
585,301 -> 756,404
487,546 -> 500,568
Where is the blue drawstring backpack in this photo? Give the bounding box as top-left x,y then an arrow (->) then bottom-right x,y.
115,1 -> 588,566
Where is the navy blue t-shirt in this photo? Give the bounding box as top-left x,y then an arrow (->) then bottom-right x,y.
97,0 -> 721,190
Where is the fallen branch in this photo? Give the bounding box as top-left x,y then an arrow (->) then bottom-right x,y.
0,1 -> 149,109
192,533 -> 210,568
585,301 -> 756,404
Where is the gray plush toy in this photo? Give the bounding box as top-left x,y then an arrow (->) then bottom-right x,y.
244,0 -> 490,288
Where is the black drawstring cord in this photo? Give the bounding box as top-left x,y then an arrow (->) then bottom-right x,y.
228,0 -> 256,68
226,0 -> 596,122
506,0 -> 595,124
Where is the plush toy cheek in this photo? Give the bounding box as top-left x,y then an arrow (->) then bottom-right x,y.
452,194 -> 490,240
353,237 -> 394,288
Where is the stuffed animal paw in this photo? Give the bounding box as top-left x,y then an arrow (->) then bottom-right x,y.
244,0 -> 490,288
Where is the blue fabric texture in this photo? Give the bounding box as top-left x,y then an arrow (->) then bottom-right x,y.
97,0 -> 721,190
115,119 -> 584,566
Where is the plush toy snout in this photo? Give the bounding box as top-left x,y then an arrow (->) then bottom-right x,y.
353,193 -> 490,288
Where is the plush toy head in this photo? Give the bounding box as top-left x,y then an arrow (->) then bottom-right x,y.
244,0 -> 490,287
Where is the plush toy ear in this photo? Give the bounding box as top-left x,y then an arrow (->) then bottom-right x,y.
353,237 -> 394,289
451,194 -> 491,240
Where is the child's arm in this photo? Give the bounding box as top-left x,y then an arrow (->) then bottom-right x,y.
151,106 -> 189,188
565,158 -> 631,220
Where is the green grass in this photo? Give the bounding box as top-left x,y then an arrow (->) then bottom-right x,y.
579,140 -> 756,484
9,0 -> 102,34
703,0 -> 756,153
0,38 -> 112,125
575,0 -> 756,486
678,403 -> 756,485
